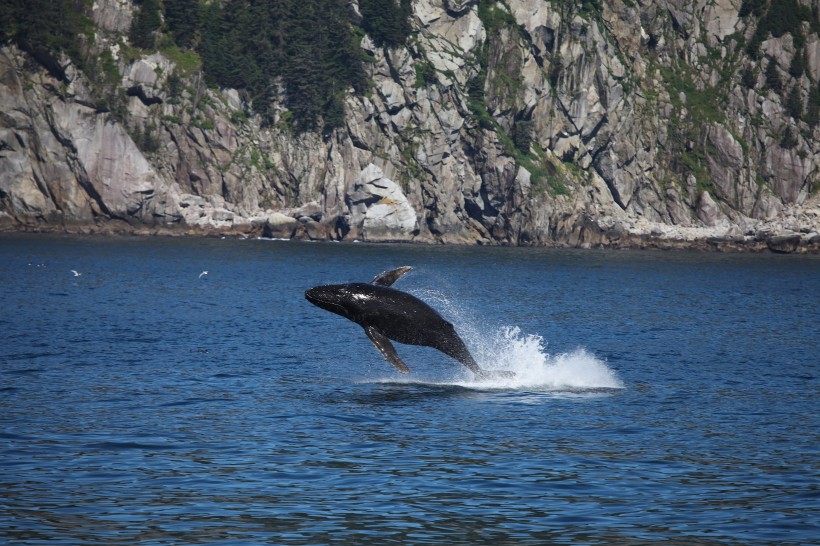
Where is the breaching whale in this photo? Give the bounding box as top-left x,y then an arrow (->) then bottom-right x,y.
305,267 -> 511,379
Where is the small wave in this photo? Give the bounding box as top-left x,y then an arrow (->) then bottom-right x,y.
158,397 -> 233,408
82,441 -> 179,451
3,367 -> 46,375
0,431 -> 31,440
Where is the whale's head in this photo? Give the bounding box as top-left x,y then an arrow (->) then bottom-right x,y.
305,283 -> 376,321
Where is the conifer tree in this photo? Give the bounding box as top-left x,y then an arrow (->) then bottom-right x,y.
1,0 -> 87,60
789,48 -> 805,79
199,2 -> 230,85
130,0 -> 162,49
765,59 -> 782,93
193,0 -> 365,131
164,0 -> 198,48
780,126 -> 798,149
741,66 -> 757,89
807,84 -> 820,127
359,0 -> 413,48
786,86 -> 803,120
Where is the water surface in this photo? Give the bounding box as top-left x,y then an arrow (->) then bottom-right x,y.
1,235 -> 818,544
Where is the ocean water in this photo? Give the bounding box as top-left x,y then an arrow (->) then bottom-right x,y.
1,234 -> 818,544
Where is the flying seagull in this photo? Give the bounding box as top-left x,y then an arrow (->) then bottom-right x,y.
71,270 -> 81,277
199,271 -> 208,279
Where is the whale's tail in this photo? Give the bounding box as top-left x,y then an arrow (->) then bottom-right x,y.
435,326 -> 515,379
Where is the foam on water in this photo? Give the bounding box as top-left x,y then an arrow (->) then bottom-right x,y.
466,326 -> 624,390
367,326 -> 624,392
379,287 -> 625,392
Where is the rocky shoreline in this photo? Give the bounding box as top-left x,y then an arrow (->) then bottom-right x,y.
2,1 -> 819,256
4,216 -> 818,254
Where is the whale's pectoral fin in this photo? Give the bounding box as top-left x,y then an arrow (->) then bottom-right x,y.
365,326 -> 410,374
371,266 -> 413,287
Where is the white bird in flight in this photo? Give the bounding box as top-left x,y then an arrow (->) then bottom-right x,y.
71,270 -> 81,277
199,271 -> 208,279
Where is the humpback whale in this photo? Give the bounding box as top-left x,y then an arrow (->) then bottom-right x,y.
305,267 -> 512,379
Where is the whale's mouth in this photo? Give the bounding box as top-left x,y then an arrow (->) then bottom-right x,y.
304,288 -> 321,304
305,288 -> 351,318
304,288 -> 331,307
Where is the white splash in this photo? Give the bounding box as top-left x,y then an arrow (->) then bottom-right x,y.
379,288 -> 625,392
465,326 -> 624,390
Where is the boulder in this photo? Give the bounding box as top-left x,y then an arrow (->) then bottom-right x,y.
767,234 -> 801,253
697,191 -> 726,227
347,164 -> 418,242
262,212 -> 299,239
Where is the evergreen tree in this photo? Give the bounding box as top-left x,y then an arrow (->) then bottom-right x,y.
359,0 -> 413,48
739,0 -> 766,18
741,66 -> 757,89
199,2 -> 231,85
194,0 -> 366,131
221,1 -> 255,89
283,48 -> 323,130
786,86 -> 802,120
780,126 -> 798,149
513,120 -> 534,153
0,0 -> 91,83
789,48 -> 805,79
765,59 -> 782,93
130,0 -> 162,49
164,0 -> 198,48
321,5 -> 368,95
1,0 -> 88,60
323,94 -> 347,130
745,0 -> 814,55
167,71 -> 183,99
807,84 -> 820,127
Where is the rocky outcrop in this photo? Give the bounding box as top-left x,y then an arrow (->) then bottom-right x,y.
345,164 -> 419,242
1,0 -> 818,252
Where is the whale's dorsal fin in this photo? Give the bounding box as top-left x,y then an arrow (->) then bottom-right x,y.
371,266 -> 413,287
365,326 -> 410,374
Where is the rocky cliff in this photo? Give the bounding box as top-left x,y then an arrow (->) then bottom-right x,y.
1,0 -> 819,252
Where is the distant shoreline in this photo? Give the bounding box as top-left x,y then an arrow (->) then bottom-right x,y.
4,222 -> 819,254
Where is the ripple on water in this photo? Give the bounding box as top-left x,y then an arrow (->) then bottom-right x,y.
0,236 -> 818,544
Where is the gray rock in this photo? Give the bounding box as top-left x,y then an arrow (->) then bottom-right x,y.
697,191 -> 725,227
347,164 -> 418,242
0,0 -> 818,251
767,234 -> 802,253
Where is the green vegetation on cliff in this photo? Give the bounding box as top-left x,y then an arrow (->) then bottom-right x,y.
359,0 -> 413,48
0,0 -> 413,132
2,0 -> 817,136
0,0 -> 91,77
130,0 -> 163,49
743,0 -> 820,55
1,0 -> 819,245
194,0 -> 369,131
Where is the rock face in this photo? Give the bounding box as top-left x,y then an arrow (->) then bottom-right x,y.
347,164 -> 418,242
1,0 -> 818,252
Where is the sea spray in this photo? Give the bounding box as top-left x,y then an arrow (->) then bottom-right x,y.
465,326 -> 624,390
410,287 -> 624,390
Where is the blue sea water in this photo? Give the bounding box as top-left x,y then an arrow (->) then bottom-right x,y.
0,234 -> 818,544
